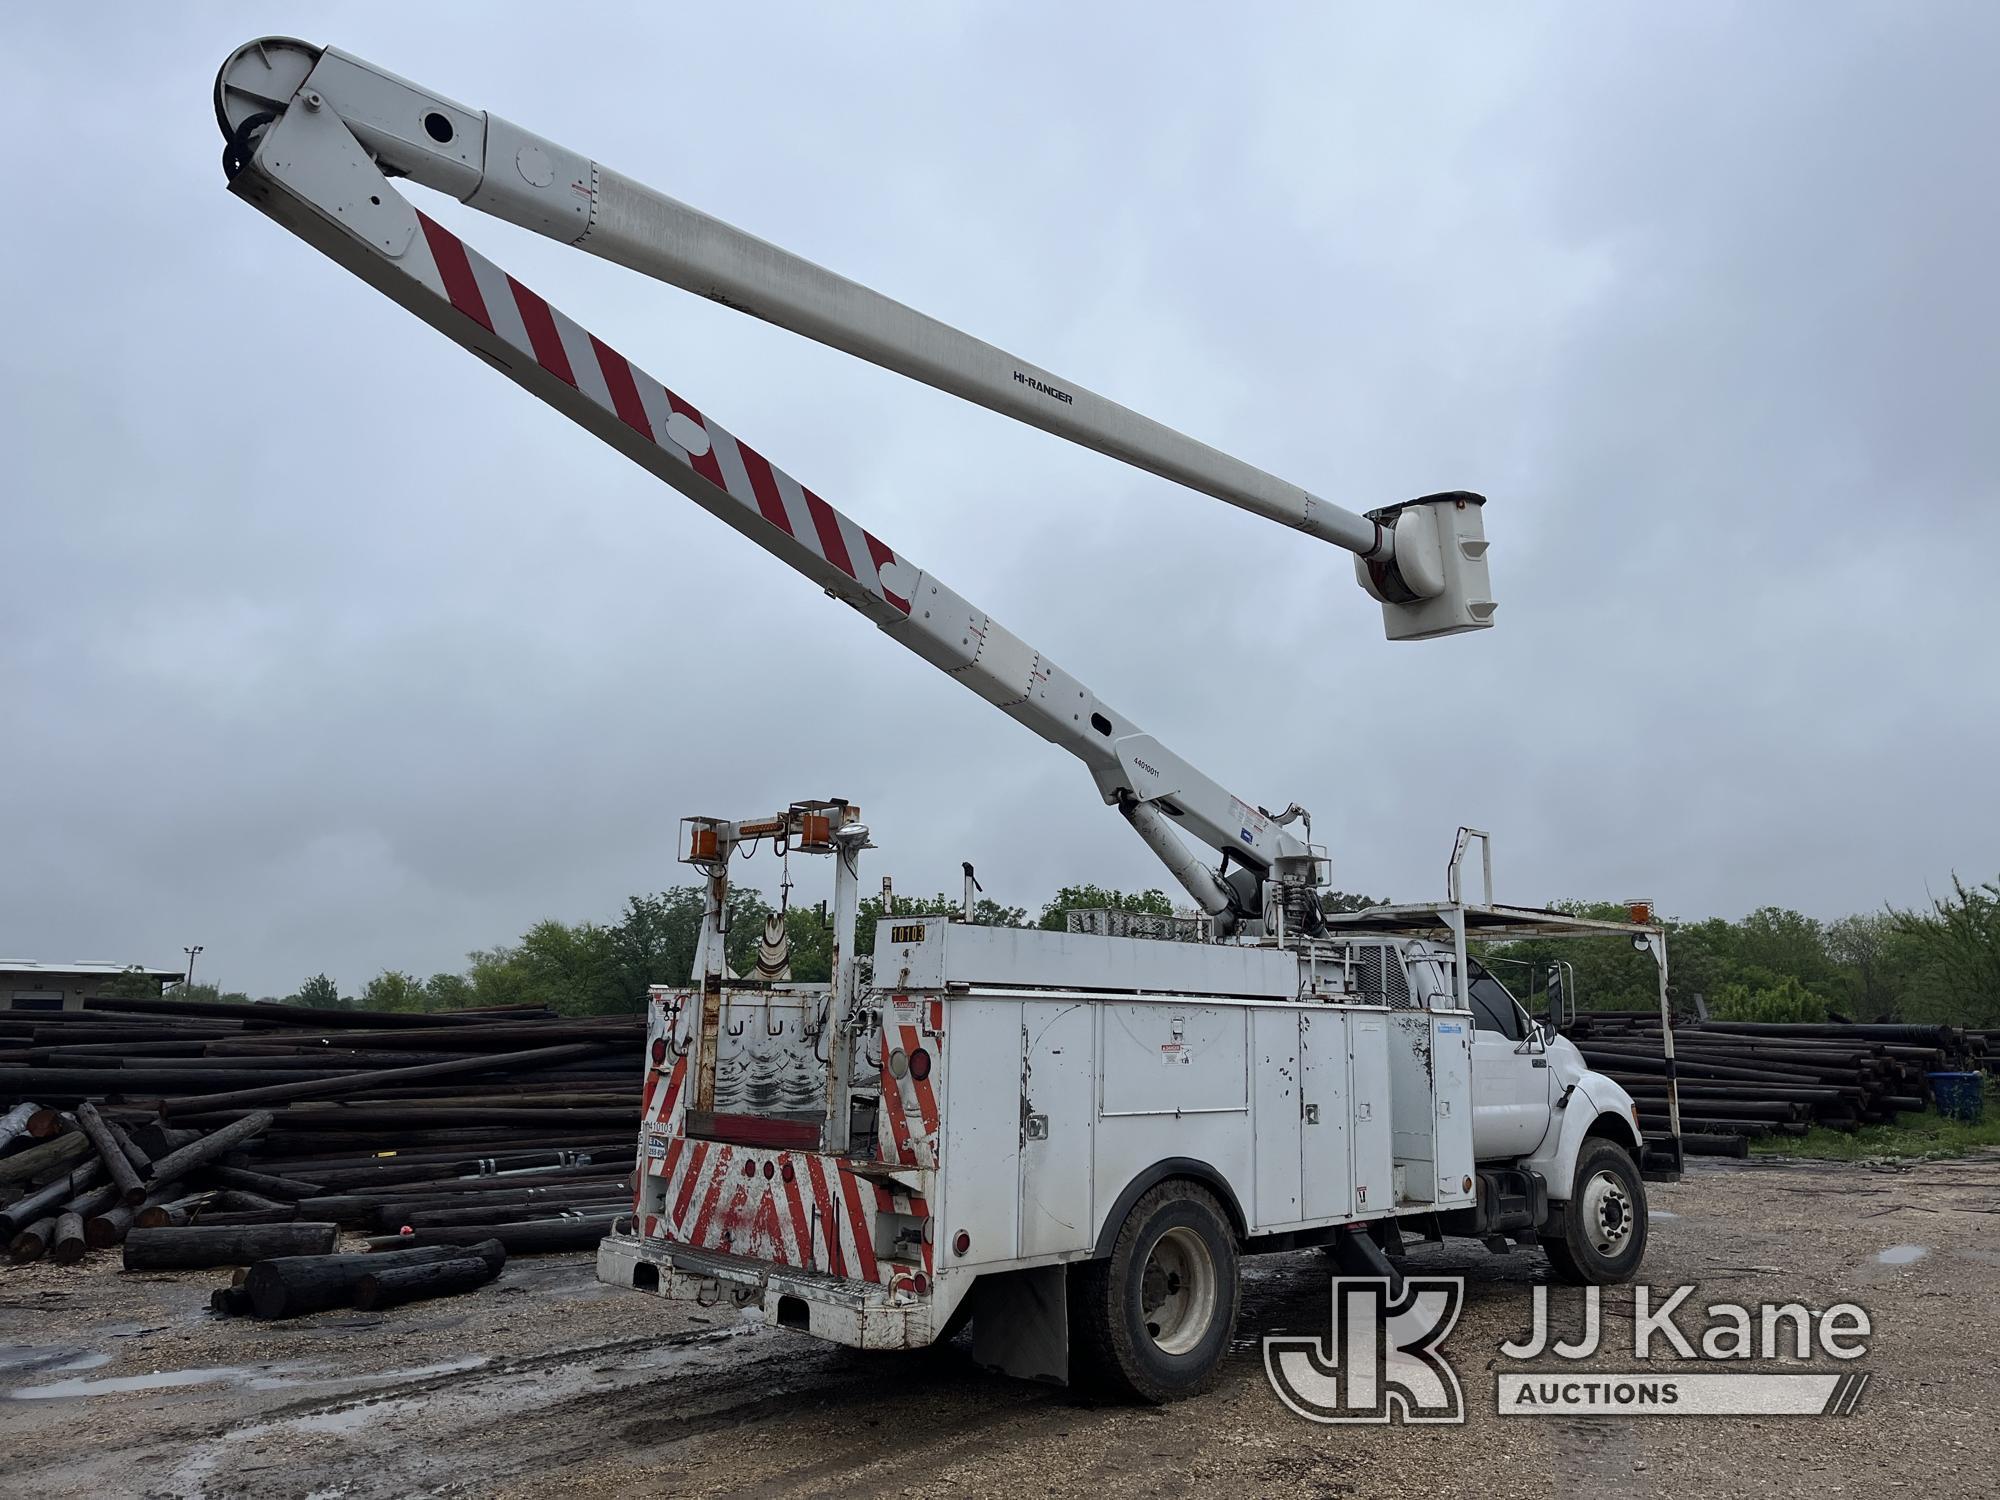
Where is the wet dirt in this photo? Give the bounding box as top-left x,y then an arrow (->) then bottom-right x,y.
3,1151 -> 1997,1498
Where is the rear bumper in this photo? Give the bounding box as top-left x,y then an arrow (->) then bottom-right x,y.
597,1230 -> 929,1350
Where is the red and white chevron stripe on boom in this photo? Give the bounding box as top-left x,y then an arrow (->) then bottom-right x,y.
363,206 -> 914,619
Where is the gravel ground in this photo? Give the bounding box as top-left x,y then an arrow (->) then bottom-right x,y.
3,1151 -> 1996,1498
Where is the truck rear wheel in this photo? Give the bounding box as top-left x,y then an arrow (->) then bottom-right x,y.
1543,1139 -> 1647,1285
1072,1180 -> 1239,1403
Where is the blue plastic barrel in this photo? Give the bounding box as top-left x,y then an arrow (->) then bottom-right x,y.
1927,1072 -> 1985,1124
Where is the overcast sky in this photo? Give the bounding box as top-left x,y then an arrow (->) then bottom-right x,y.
4,6 -> 1995,996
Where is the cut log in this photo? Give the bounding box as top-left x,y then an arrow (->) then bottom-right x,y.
157,1042 -> 613,1116
65,1181 -> 120,1221
207,1166 -> 324,1199
10,1215 -> 56,1263
107,1120 -> 154,1176
314,1163 -> 629,1195
75,1101 -> 147,1206
355,1254 -> 501,1310
248,1107 -> 640,1130
206,1189 -> 287,1214
85,1203 -> 140,1250
122,1221 -> 338,1270
0,1066 -> 355,1094
129,1122 -> 202,1159
245,1240 -> 506,1319
142,1112 -> 273,1195
0,1128 -> 91,1186
51,1211 -> 87,1264
363,1216 -> 616,1255
26,1106 -> 65,1138
402,1196 -> 627,1228
210,1286 -> 253,1316
196,1208 -> 299,1226
1,1161 -> 104,1234
0,1101 -> 38,1151
135,1193 -> 209,1230
85,993 -> 502,1027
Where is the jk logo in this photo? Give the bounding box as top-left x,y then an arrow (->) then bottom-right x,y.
1264,1276 -> 1466,1424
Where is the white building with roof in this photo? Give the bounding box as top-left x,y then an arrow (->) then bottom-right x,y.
0,961 -> 185,1012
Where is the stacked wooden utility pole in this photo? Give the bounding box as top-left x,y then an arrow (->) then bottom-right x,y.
1,995 -> 642,1277
1569,1015 -> 1988,1150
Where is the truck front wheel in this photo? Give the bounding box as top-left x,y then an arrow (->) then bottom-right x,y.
1543,1139 -> 1647,1285
1072,1180 -> 1240,1402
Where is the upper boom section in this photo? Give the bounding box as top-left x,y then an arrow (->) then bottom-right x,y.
213,44 -> 1312,911
215,38 -> 1496,641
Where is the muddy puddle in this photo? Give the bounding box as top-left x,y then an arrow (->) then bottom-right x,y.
7,1354 -> 490,1401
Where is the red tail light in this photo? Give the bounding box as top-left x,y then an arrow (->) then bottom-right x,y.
650,1037 -> 667,1065
908,1047 -> 932,1082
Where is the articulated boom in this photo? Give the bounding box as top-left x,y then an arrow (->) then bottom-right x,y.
214,37 -> 1498,932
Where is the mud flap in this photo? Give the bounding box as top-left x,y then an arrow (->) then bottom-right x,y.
969,1264 -> 1068,1385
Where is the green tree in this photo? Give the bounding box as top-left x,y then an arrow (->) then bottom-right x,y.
602,887 -> 779,1005
466,945 -> 539,1010
1732,907 -> 1834,993
1708,972 -> 1828,1023
289,973 -> 344,1009
99,966 -> 163,999
1662,916 -> 1741,1014
1890,875 -> 2000,1027
1824,912 -> 1904,1019
166,982 -> 252,1005
859,891 -> 1028,956
506,918 -> 626,1017
783,903 -> 837,984
1480,900 -> 1665,1015
1037,885 -> 1174,932
359,970 -> 427,1012
1324,890 -> 1389,915
422,972 -> 476,1010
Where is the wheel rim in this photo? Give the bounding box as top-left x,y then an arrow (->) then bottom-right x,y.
1580,1168 -> 1635,1257
1140,1226 -> 1218,1356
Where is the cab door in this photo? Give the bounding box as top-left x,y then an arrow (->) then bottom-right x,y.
1461,961 -> 1553,1161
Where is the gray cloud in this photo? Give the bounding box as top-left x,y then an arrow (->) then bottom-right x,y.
3,6 -> 1994,995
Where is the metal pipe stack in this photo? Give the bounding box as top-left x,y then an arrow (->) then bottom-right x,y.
0,995 -> 641,1269
1567,1013 -> 1991,1146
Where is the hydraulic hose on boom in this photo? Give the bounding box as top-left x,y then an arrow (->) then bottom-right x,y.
213,37 -> 1498,935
